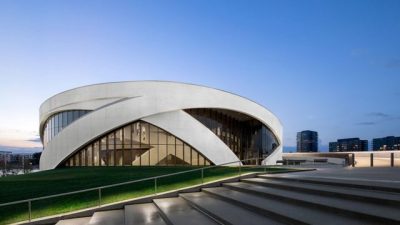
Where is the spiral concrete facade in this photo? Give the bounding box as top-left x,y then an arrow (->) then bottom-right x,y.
39,81 -> 283,170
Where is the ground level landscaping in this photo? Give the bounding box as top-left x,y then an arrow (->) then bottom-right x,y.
0,166 -> 293,224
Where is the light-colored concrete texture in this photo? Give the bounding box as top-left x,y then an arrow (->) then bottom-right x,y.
241,177 -> 400,204
352,151 -> 400,167
202,187 -> 369,225
142,110 -> 239,166
88,210 -> 124,225
39,81 -> 283,170
124,203 -> 166,225
224,182 -> 400,222
268,167 -> 400,183
55,217 -> 91,225
283,154 -> 346,165
283,151 -> 400,168
153,197 -> 218,225
180,192 -> 284,225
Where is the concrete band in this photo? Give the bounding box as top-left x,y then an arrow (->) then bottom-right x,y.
39,81 -> 283,170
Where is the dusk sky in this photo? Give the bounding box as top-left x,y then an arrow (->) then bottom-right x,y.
0,0 -> 399,153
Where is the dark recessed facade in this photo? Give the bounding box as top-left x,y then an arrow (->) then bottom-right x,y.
329,138 -> 368,152
296,130 -> 318,152
372,136 -> 400,151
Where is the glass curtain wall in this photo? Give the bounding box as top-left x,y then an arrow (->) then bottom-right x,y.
42,110 -> 91,147
65,120 -> 211,167
185,108 -> 279,164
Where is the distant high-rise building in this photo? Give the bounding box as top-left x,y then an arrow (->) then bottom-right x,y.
372,136 -> 400,151
297,130 -> 318,152
328,142 -> 338,152
329,138 -> 368,152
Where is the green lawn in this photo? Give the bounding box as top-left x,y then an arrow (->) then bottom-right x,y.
0,166 -> 291,225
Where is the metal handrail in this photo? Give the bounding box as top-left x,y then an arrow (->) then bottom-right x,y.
0,157 -> 268,222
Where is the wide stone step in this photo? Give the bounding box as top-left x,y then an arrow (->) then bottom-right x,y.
180,192 -> 285,225
55,217 -> 91,225
242,177 -> 400,205
258,174 -> 400,193
224,182 -> 400,224
88,209 -> 124,225
203,186 -> 378,225
125,203 -> 166,225
153,197 -> 219,225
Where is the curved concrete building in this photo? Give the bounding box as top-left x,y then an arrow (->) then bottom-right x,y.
39,81 -> 283,170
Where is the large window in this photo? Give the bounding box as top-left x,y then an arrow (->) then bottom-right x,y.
64,121 -> 211,167
42,110 -> 91,147
185,108 -> 279,164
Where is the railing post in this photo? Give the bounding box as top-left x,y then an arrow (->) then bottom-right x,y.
154,178 -> 157,195
28,200 -> 31,222
391,152 -> 394,167
239,162 -> 241,178
352,153 -> 355,167
98,188 -> 102,207
201,168 -> 204,184
370,153 -> 374,167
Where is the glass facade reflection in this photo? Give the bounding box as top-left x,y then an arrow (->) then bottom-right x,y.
42,110 -> 91,147
64,121 -> 211,167
185,108 -> 279,164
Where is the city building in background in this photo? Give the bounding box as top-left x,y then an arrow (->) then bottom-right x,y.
39,81 -> 283,170
0,151 -> 12,163
329,138 -> 368,152
329,142 -> 338,152
10,153 -> 33,165
1,152 -> 41,176
372,136 -> 400,151
296,130 -> 318,152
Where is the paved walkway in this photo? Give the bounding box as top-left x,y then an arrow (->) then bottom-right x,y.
273,167 -> 400,191
289,167 -> 400,180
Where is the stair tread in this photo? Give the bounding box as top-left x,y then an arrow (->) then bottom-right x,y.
88,209 -> 124,225
180,192 -> 285,225
153,197 -> 219,225
55,217 -> 91,225
125,203 -> 166,225
203,187 -> 377,225
225,182 -> 400,221
259,174 -> 400,192
245,177 -> 400,202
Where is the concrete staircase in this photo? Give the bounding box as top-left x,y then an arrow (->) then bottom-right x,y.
55,173 -> 400,225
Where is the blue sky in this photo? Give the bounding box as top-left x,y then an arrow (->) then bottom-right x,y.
0,0 -> 399,153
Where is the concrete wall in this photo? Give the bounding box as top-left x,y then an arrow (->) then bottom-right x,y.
39,81 -> 283,170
